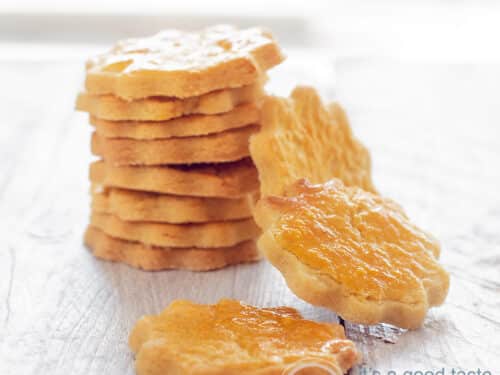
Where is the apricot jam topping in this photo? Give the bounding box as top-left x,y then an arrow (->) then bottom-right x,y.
87,25 -> 275,74
129,299 -> 359,374
270,179 -> 444,304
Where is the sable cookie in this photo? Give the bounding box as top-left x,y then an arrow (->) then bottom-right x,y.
91,125 -> 258,166
250,86 -> 375,196
90,103 -> 259,140
85,25 -> 284,99
129,299 -> 360,375
254,178 -> 450,329
85,226 -> 260,271
76,82 -> 263,121
92,188 -> 257,223
90,212 -> 260,248
89,159 -> 259,198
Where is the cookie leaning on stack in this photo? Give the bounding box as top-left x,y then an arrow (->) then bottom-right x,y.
76,25 -> 284,270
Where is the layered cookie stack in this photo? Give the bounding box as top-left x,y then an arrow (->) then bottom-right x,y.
76,25 -> 284,271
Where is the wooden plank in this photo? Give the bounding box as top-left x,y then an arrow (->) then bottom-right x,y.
336,59 -> 500,373
0,53 -> 499,374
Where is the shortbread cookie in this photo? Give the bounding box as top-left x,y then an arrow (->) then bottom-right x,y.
89,159 -> 258,198
85,226 -> 260,271
255,178 -> 450,329
250,86 -> 375,196
91,125 -> 258,166
76,82 -> 263,121
85,25 -> 284,99
92,188 -> 256,223
90,103 -> 259,140
129,299 -> 360,375
90,212 -> 260,248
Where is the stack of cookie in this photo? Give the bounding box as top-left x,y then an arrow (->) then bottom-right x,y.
76,25 -> 284,271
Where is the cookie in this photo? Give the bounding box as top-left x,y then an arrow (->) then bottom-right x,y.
90,212 -> 260,248
76,82 -> 263,121
85,25 -> 284,99
92,188 -> 257,223
89,158 -> 259,197
129,299 -> 360,374
90,103 -> 259,140
254,178 -> 450,329
85,226 -> 260,271
91,125 -> 258,166
250,86 -> 375,196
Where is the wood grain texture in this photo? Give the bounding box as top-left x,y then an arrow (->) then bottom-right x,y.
0,50 -> 499,375
335,60 -> 500,374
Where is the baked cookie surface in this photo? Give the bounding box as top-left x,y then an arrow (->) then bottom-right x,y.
92,188 -> 256,223
254,178 -> 449,329
90,103 -> 259,140
76,82 -> 263,121
90,212 -> 260,248
85,226 -> 260,271
129,299 -> 359,374
250,86 -> 374,196
85,25 -> 283,99
91,125 -> 258,165
89,158 -> 259,198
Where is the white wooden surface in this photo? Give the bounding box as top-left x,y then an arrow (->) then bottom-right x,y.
0,47 -> 499,374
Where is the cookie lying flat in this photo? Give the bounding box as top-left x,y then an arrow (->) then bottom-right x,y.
85,226 -> 260,271
92,188 -> 256,223
250,86 -> 375,196
85,25 -> 284,99
254,179 -> 450,329
90,212 -> 260,248
129,299 -> 359,375
91,125 -> 258,166
89,158 -> 259,198
90,103 -> 259,140
76,82 -> 263,121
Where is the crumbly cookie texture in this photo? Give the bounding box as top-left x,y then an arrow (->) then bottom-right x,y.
84,226 -> 260,271
85,25 -> 284,99
89,158 -> 259,198
250,86 -> 375,196
90,212 -> 260,248
90,103 -> 259,140
254,178 -> 449,329
129,299 -> 360,375
92,188 -> 257,223
76,82 -> 264,121
91,125 -> 258,166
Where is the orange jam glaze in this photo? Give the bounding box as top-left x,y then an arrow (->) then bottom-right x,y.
272,180 -> 442,303
130,299 -> 358,372
87,25 -> 274,74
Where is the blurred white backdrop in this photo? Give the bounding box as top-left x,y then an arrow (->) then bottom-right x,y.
2,0 -> 500,62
